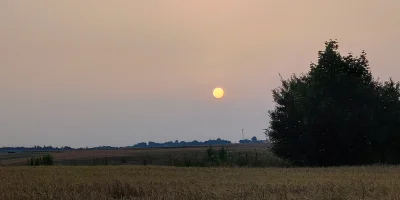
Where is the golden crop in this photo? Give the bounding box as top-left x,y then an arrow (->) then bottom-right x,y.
0,166 -> 400,200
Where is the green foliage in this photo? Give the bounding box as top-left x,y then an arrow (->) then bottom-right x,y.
218,147 -> 227,162
142,154 -> 153,166
266,40 -> 400,166
234,152 -> 248,167
165,147 -> 289,168
42,154 -> 54,165
182,153 -> 192,167
92,157 -> 111,166
29,154 -> 54,166
206,146 -> 219,165
92,158 -> 97,165
120,157 -> 127,164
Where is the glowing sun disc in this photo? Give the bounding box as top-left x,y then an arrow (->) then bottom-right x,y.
213,87 -> 224,99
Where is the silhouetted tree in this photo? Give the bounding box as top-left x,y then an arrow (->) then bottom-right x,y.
266,40 -> 400,166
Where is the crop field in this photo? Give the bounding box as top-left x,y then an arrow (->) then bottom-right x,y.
0,144 -> 276,167
0,165 -> 400,200
2,145 -> 399,199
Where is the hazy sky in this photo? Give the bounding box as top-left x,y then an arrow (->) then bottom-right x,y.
1,0 -> 399,147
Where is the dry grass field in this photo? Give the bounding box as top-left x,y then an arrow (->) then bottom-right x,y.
1,165 -> 400,200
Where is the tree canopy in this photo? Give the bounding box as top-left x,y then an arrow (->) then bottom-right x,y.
265,40 -> 400,166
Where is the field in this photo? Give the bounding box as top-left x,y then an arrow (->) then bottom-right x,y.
1,165 -> 400,200
0,144 -> 282,167
1,145 -> 399,199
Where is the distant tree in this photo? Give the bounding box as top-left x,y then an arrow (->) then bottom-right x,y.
266,40 -> 400,166
251,136 -> 258,143
132,139 -> 231,148
239,139 -> 251,144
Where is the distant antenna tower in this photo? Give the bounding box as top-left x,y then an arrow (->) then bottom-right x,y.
242,129 -> 244,140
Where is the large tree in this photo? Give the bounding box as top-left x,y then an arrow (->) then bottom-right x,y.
266,40 -> 400,166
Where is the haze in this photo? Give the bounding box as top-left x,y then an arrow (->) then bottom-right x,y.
1,0 -> 399,147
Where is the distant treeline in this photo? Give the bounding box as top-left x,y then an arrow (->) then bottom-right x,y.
131,138 -> 232,148
0,145 -> 73,152
239,136 -> 266,144
131,137 -> 267,148
0,137 -> 267,152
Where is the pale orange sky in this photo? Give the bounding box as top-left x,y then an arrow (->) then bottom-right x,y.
1,0 -> 399,147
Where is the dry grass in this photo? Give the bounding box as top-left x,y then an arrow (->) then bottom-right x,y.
1,166 -> 400,200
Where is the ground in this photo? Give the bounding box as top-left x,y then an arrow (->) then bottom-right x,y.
0,145 -> 399,199
0,165 -> 399,200
0,143 -> 271,166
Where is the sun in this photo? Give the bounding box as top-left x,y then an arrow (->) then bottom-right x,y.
213,87 -> 224,99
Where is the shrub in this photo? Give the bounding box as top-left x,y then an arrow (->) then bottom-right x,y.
29,154 -> 54,166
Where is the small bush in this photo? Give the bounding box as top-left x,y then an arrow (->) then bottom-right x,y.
120,157 -> 127,164
218,147 -> 227,162
42,154 -> 54,165
142,154 -> 152,166
29,154 -> 54,166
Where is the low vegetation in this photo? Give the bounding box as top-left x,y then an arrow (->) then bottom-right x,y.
1,144 -> 286,167
64,146 -> 288,167
28,154 -> 54,166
